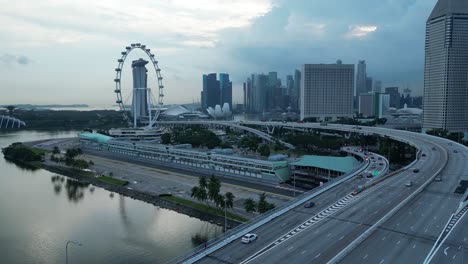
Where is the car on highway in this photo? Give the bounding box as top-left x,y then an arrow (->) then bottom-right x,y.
432,147 -> 437,151
379,163 -> 384,166
454,150 -> 458,153
241,234 -> 257,244
405,181 -> 413,187
378,157 -> 382,160
413,169 -> 420,173
422,153 -> 426,157
434,177 -> 442,182
304,202 -> 316,208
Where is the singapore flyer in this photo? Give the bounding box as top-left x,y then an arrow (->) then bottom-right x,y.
114,43 -> 164,129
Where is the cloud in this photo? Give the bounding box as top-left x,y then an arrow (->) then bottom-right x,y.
0,54 -> 31,66
346,25 -> 378,38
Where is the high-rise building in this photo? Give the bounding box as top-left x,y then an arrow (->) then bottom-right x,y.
385,87 -> 400,108
202,73 -> 220,109
300,61 -> 354,121
359,92 -> 390,118
293,69 -> 301,111
219,73 -> 232,109
423,0 -> 468,132
131,58 -> 149,122
373,80 -> 382,93
252,74 -> 269,112
366,77 -> 373,93
356,60 -> 367,97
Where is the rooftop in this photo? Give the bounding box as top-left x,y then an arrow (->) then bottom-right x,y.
429,0 -> 468,21
79,132 -> 113,143
291,155 -> 361,173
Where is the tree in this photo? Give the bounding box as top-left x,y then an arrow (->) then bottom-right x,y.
257,193 -> 275,213
208,175 -> 221,202
257,144 -> 270,157
225,192 -> 235,209
52,146 -> 60,155
161,133 -> 171,144
243,198 -> 257,213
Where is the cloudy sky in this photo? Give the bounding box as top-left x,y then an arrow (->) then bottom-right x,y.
0,0 -> 437,106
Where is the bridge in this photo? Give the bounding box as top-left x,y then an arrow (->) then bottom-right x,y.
0,115 -> 26,129
166,121 -> 468,264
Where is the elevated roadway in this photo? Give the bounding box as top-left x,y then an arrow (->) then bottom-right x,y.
170,121 -> 467,264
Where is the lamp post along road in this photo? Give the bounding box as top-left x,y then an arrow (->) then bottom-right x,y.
66,240 -> 82,264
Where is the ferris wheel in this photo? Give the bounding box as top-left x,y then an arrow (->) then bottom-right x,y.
114,43 -> 164,128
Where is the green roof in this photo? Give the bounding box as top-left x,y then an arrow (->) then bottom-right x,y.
79,132 -> 113,143
291,155 -> 361,173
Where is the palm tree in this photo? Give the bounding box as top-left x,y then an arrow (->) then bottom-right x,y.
257,193 -> 268,213
225,192 -> 235,209
208,175 -> 221,202
243,198 -> 257,214
52,146 -> 60,155
6,105 -> 16,115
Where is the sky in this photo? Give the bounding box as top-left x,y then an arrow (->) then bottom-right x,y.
0,0 -> 438,106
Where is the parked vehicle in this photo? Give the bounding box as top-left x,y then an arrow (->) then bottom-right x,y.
434,177 -> 442,182
304,202 -> 316,208
241,234 -> 257,244
413,169 -> 420,173
405,181 -> 413,187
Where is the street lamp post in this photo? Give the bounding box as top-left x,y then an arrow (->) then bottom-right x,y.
66,240 -> 82,264
224,198 -> 227,233
293,172 -> 296,198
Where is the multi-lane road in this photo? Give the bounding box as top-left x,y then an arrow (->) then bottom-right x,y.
183,122 -> 467,264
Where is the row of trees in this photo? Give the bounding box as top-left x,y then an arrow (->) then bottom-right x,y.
164,126 -> 222,149
191,176 -> 235,209
50,146 -> 93,170
243,193 -> 276,214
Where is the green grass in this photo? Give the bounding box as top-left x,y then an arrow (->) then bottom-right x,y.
98,176 -> 129,186
161,195 -> 248,222
31,148 -> 50,155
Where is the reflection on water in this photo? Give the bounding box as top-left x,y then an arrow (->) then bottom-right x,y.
4,157 -> 39,171
0,130 -> 224,263
51,175 -> 89,202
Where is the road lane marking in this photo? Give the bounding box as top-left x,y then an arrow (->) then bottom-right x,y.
363,254 -> 368,259
397,240 -> 401,245
315,253 -> 321,259
379,259 -> 385,264
444,247 -> 450,256
413,244 -> 416,249
301,250 -> 307,255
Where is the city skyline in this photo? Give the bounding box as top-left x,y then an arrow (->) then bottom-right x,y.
0,0 -> 438,105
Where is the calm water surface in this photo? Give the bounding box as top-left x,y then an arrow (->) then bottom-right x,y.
0,130 -> 222,264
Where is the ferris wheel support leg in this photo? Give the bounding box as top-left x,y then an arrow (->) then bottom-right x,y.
147,88 -> 153,129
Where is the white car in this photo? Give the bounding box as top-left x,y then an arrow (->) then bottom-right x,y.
241,234 -> 257,244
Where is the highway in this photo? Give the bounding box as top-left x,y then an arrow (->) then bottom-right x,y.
176,121 -> 468,264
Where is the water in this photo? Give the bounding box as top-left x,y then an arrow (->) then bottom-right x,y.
0,130 -> 222,264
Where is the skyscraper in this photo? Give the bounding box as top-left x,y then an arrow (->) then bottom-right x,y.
293,69 -> 301,111
356,60 -> 367,97
423,0 -> 468,132
300,61 -> 354,121
131,58 -> 149,123
385,87 -> 400,108
202,73 -> 220,109
219,73 -> 232,109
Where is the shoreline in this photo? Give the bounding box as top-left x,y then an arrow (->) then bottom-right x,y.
6,156 -> 243,228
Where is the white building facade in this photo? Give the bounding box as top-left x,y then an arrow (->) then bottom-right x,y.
300,61 -> 354,121
423,0 -> 468,132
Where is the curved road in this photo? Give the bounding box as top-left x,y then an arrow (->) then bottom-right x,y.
175,121 -> 467,264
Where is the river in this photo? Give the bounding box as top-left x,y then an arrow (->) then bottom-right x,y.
0,130 -> 222,264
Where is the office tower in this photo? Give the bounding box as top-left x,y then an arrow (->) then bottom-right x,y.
300,60 -> 354,121
202,73 -> 220,109
356,60 -> 367,97
423,0 -> 468,132
359,92 -> 390,118
252,74 -> 269,112
385,87 -> 401,108
294,69 -> 301,111
131,58 -> 149,121
373,80 -> 382,93
366,77 -> 373,93
219,73 -> 232,109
